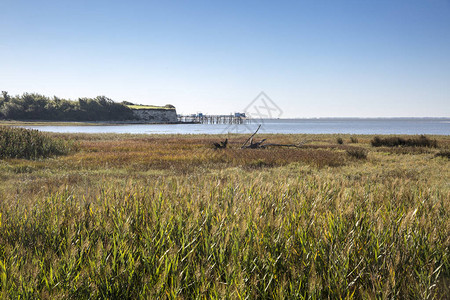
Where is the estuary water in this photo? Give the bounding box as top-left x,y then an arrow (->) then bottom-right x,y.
20,118 -> 450,135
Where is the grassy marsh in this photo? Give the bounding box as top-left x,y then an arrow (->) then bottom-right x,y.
0,132 -> 449,298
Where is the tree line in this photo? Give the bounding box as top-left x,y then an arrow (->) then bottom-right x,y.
0,92 -> 136,121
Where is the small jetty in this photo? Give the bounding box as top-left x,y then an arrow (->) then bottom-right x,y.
178,113 -> 248,124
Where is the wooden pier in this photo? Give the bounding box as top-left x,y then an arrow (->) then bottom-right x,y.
178,114 -> 248,124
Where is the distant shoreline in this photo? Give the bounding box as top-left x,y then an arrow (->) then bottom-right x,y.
1,117 -> 449,127
0,120 -> 181,126
3,118 -> 448,135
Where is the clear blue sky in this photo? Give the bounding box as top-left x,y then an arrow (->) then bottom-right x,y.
1,0 -> 449,117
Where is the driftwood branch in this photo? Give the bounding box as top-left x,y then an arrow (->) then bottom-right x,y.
244,138 -> 266,149
214,125 -> 309,150
241,124 -> 261,149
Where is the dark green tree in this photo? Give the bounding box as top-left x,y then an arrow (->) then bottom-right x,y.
0,92 -> 136,121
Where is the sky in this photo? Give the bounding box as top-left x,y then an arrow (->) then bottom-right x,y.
1,0 -> 449,118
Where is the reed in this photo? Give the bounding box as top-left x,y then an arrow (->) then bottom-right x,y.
0,133 -> 448,298
0,126 -> 70,159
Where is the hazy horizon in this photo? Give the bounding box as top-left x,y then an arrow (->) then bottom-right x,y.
1,1 -> 449,118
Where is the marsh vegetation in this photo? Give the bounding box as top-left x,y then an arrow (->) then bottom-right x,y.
0,127 -> 71,159
0,130 -> 448,298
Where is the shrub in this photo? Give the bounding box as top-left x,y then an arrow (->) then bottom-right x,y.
0,126 -> 70,159
350,136 -> 358,143
336,137 -> 344,144
371,135 -> 437,148
346,148 -> 368,159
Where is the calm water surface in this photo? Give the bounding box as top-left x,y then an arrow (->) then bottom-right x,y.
20,118 -> 450,135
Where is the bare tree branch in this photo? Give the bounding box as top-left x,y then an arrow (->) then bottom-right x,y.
241,124 -> 261,148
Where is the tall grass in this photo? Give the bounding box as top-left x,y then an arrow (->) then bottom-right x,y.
0,133 -> 448,298
0,126 -> 70,159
